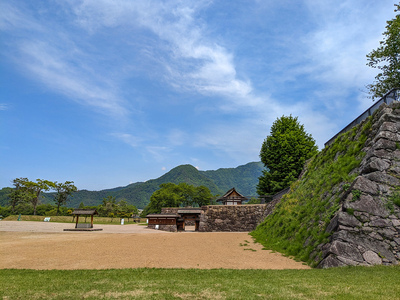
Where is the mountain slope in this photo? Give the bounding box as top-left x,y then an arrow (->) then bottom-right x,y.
202,162 -> 264,196
21,162 -> 264,208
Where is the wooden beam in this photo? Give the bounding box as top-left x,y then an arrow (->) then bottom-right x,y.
75,215 -> 79,228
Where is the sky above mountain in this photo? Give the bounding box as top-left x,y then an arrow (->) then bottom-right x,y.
0,1 -> 396,190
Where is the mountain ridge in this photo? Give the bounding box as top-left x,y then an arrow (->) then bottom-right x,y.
0,162 -> 265,208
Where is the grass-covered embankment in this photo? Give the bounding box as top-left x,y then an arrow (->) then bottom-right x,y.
251,118 -> 373,266
1,266 -> 399,299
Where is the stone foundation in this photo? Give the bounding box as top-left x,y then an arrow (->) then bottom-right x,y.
199,200 -> 279,232
148,200 -> 280,233
148,224 -> 177,232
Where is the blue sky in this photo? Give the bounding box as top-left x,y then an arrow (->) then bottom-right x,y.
0,0 -> 396,190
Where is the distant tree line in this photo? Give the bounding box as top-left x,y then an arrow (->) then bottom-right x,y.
1,178 -> 139,220
141,182 -> 215,216
0,196 -> 139,220
93,195 -> 139,220
8,178 -> 77,215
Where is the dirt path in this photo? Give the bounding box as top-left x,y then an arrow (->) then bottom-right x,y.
0,221 -> 309,270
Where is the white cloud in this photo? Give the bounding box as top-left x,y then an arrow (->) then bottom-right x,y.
0,2 -> 42,31
0,104 -> 8,111
146,146 -> 171,162
167,129 -> 187,146
194,120 -> 264,162
110,133 -> 142,148
19,40 -> 127,116
1,0 -> 395,169
71,0 -> 258,109
0,2 -> 128,118
301,1 -> 394,88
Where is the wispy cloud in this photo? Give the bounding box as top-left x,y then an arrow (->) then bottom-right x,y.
302,1 -> 386,86
0,2 -> 128,118
0,0 -> 395,170
0,104 -> 8,111
71,0 -> 259,109
167,129 -> 188,146
19,40 -> 127,116
145,146 -> 171,162
110,133 -> 142,148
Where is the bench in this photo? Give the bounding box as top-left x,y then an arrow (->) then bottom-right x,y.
76,223 -> 91,228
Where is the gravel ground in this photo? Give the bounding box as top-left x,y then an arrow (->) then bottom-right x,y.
0,221 -> 309,270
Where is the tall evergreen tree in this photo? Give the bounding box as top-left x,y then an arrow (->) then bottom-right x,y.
257,115 -> 318,196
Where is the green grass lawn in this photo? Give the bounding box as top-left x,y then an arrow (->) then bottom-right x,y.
3,215 -> 147,225
1,266 -> 399,299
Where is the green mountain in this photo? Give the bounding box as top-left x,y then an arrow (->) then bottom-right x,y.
1,162 -> 265,208
202,162 -> 264,196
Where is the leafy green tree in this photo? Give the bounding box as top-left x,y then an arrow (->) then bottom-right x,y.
366,4 -> 400,99
99,195 -> 117,217
192,185 -> 213,207
127,204 -> 139,217
8,189 -> 26,214
115,200 -> 139,221
36,204 -> 55,216
0,187 -> 14,207
15,202 -> 34,215
0,205 -> 12,218
115,199 -> 128,219
11,178 -> 55,215
53,181 -> 77,215
143,183 -> 213,215
257,115 -> 318,196
246,197 -> 261,204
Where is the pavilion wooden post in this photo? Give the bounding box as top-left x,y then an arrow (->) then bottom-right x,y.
75,215 -> 79,228
91,215 -> 94,228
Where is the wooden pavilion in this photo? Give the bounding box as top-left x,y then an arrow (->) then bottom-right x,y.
63,209 -> 103,231
217,187 -> 248,205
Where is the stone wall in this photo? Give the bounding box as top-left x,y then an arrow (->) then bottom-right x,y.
199,200 -> 279,232
161,208 -> 180,214
319,102 -> 400,267
151,203 -> 280,232
147,224 -> 177,232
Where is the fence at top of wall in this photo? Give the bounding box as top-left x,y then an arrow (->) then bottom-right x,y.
325,88 -> 400,147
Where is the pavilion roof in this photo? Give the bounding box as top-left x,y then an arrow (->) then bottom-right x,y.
146,214 -> 180,218
72,209 -> 98,215
217,187 -> 248,202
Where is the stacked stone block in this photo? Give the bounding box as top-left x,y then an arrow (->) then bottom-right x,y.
319,102 -> 400,267
199,200 -> 279,232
